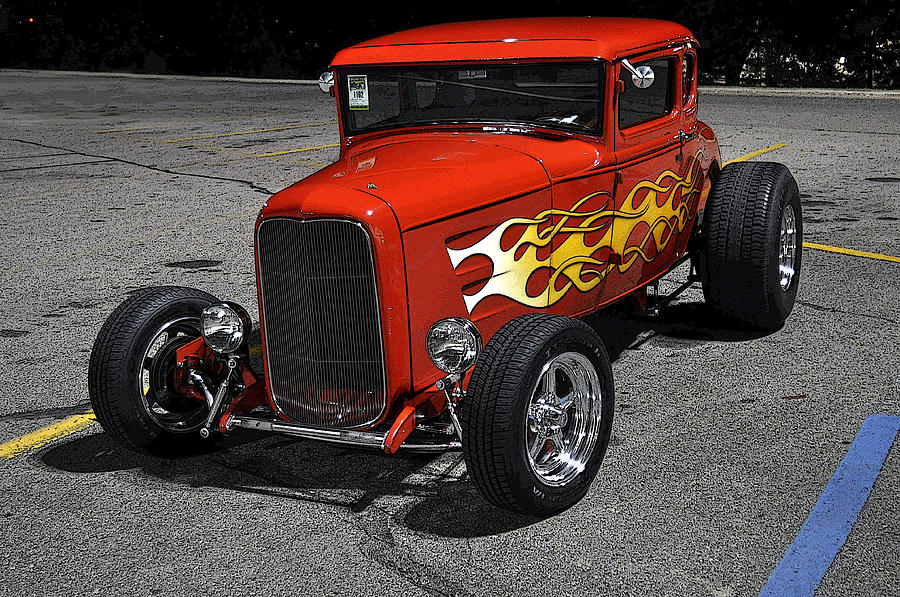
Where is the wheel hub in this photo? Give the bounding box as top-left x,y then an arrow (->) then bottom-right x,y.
528,399 -> 569,435
139,318 -> 209,433
779,204 -> 798,291
524,352 -> 603,487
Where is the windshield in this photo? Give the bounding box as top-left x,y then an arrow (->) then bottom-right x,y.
338,62 -> 604,136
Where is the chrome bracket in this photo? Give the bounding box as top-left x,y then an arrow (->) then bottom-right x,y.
194,355 -> 241,439
436,373 -> 465,444
648,280 -> 661,317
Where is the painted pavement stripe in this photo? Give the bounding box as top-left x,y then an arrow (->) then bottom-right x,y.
724,143 -> 788,165
759,414 -> 900,597
0,411 -> 96,459
92,111 -> 300,134
255,143 -> 340,157
0,347 -> 263,458
803,242 -> 900,263
162,120 -> 336,143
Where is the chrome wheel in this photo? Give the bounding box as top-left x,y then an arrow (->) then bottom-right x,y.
525,351 -> 604,487
779,204 -> 798,291
138,317 -> 207,433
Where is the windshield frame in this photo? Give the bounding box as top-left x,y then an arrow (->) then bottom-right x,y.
335,60 -> 606,138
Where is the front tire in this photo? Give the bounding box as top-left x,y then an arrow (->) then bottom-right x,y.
88,286 -> 219,455
461,314 -> 615,517
698,161 -> 802,329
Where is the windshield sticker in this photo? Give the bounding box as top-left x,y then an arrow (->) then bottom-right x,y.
458,69 -> 487,80
348,75 -> 369,111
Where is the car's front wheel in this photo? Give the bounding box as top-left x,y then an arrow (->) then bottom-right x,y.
461,314 -> 615,517
88,286 -> 219,455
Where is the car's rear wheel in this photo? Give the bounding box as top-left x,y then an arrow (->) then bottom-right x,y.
698,161 -> 802,329
461,314 -> 614,517
89,286 -> 219,455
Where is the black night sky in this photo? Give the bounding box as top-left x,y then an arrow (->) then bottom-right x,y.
0,0 -> 897,87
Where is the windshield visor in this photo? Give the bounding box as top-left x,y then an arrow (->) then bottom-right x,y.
338,62 -> 603,135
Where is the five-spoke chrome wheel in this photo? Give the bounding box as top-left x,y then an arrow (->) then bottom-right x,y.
462,314 -> 615,516
779,203 -> 798,291
89,286 -> 220,454
139,317 -> 208,433
525,351 -> 604,487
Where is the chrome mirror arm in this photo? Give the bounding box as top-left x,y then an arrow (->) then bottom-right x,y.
620,58 -> 641,79
621,59 -> 656,89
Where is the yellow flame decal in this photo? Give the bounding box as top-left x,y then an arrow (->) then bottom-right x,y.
448,151 -> 704,313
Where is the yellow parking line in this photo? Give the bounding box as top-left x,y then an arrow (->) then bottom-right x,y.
803,242 -> 900,263
93,111 -> 299,134
1,345 -> 262,458
163,120 -> 337,143
256,144 -> 339,157
0,411 -> 96,459
153,139 -> 328,167
724,143 -> 788,165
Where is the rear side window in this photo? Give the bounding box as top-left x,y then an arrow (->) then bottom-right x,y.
618,57 -> 675,129
683,54 -> 695,105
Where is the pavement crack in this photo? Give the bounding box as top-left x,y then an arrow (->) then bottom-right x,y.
797,299 -> 898,325
1,137 -> 275,195
212,452 -> 473,596
353,505 -> 474,597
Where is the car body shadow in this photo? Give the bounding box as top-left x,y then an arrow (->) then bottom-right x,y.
586,301 -> 774,362
40,299 -> 767,538
39,430 -> 537,537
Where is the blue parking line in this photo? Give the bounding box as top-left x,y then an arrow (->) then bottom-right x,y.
760,414 -> 900,597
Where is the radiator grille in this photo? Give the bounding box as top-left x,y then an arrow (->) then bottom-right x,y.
257,218 -> 386,428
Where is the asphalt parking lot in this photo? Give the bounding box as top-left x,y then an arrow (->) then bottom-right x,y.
0,71 -> 898,597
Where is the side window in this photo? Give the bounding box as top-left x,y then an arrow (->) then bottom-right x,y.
618,57 -> 675,130
682,54 -> 695,106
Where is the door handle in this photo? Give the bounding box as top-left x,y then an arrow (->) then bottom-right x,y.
672,129 -> 697,143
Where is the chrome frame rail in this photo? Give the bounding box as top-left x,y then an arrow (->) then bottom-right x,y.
226,415 -> 461,452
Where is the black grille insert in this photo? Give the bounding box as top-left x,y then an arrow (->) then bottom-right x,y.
257,218 -> 386,428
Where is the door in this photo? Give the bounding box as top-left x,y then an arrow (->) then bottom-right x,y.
610,49 -> 703,292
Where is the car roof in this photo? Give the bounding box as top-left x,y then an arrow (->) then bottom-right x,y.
331,17 -> 696,67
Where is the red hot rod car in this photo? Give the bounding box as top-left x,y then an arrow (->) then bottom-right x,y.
90,17 -> 802,517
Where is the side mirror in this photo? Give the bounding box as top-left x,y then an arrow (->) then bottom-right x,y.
621,59 -> 655,89
318,71 -> 334,94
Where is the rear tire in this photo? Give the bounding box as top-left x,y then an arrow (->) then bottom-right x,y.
698,161 -> 802,329
88,286 -> 219,456
461,314 -> 614,517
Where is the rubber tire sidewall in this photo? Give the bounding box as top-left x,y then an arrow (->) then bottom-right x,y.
511,326 -> 615,515
462,314 -> 615,517
766,181 -> 803,325
89,286 -> 219,456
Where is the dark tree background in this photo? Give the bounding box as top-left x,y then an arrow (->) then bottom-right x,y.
0,0 -> 897,87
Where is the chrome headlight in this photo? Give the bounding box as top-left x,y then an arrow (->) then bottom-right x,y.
426,318 -> 482,375
200,302 -> 251,354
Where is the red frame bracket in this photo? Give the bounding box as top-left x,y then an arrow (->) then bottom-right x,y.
382,391 -> 446,454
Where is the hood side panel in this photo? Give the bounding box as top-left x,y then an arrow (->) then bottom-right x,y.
403,188 -> 553,390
